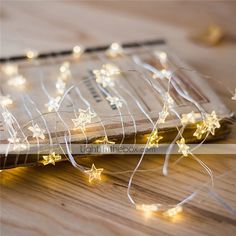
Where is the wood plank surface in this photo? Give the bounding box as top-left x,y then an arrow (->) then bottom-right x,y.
0,1 -> 236,235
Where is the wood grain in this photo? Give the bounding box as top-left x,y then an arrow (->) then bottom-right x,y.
0,1 -> 236,235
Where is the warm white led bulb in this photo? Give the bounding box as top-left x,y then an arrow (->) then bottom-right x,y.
73,45 -> 84,58
84,164 -> 103,183
26,50 -> 38,59
106,42 -> 124,58
136,204 -> 159,212
164,205 -> 183,217
148,129 -> 163,148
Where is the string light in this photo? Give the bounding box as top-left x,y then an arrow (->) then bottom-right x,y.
232,89 -> 236,100
0,41 -> 234,220
107,96 -> 123,108
45,96 -> 61,112
176,138 -> 190,156
148,129 -> 163,148
7,74 -> 26,87
42,152 -> 62,165
72,108 -> 97,130
163,205 -> 183,217
26,50 -> 38,59
0,95 -> 13,108
28,124 -> 45,140
106,42 -> 124,58
84,164 -> 103,183
73,45 -> 84,58
1,63 -> 18,76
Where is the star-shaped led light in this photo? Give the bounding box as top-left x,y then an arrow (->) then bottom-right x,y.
93,64 -> 120,87
148,129 -> 163,148
56,78 -> 66,94
7,75 -> 26,87
0,95 -> 13,108
107,96 -> 123,108
231,89 -> 236,100
42,152 -> 61,165
193,123 -> 206,139
84,164 -> 103,183
106,42 -> 124,58
164,205 -> 183,217
1,64 -> 18,76
45,96 -> 61,112
28,124 -> 45,140
72,108 -> 97,130
176,138 -> 190,156
181,111 -> 197,125
94,70 -> 114,87
204,111 -> 220,135
136,204 -> 159,217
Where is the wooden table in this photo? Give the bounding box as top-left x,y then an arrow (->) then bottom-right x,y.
1,1 -> 236,235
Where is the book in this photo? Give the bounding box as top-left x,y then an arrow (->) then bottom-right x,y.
0,40 -> 233,169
